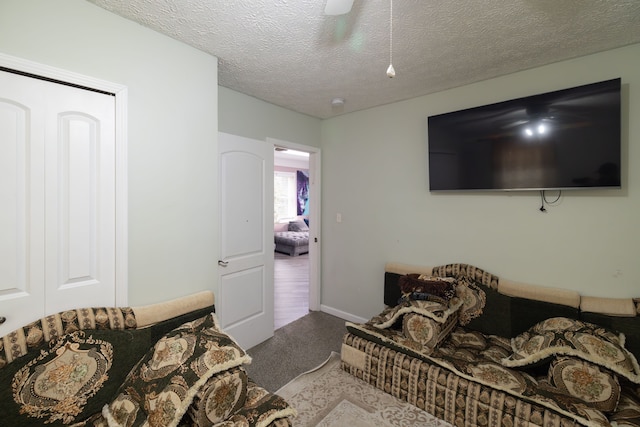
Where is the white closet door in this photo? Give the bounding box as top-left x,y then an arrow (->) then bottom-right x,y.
0,70 -> 116,334
0,71 -> 46,333
43,80 -> 116,313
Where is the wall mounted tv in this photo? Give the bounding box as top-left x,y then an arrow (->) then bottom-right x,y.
427,78 -> 621,191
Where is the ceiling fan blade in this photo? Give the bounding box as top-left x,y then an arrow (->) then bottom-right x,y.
324,0 -> 354,15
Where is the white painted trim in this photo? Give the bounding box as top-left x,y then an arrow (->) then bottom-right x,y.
0,52 -> 129,306
267,138 -> 321,311
308,150 -> 321,311
113,88 -> 129,307
320,304 -> 368,324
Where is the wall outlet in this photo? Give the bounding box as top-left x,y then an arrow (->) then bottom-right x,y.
336,213 -> 342,223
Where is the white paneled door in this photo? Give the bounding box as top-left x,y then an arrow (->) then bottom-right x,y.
0,70 -> 116,334
218,132 -> 274,350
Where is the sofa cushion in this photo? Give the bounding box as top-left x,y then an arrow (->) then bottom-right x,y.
103,313 -> 251,427
502,317 -> 640,384
548,356 -> 621,412
287,220 -> 308,232
187,366 -> 248,426
273,231 -> 308,247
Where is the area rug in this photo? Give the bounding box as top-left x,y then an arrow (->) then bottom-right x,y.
276,352 -> 453,427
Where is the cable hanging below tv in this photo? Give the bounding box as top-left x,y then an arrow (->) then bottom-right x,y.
427,78 -> 622,192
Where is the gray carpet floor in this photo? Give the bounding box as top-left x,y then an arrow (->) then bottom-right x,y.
245,311 -> 346,392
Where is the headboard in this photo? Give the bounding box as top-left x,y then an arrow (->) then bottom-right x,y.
384,262 -> 640,360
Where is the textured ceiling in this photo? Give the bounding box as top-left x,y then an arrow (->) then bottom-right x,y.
87,0 -> 640,119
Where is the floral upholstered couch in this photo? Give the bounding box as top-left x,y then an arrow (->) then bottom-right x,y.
341,263 -> 640,427
0,292 -> 296,427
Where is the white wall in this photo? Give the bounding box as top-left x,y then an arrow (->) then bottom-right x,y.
0,0 -> 219,305
219,86 -> 321,147
321,43 -> 640,320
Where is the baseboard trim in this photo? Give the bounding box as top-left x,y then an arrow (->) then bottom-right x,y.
320,304 -> 368,324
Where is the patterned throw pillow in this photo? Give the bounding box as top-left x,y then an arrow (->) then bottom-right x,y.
402,310 -> 458,354
221,380 -> 297,427
8,331 -> 114,425
502,317 -> 640,384
548,357 -> 621,412
103,313 -> 252,427
187,366 -> 248,426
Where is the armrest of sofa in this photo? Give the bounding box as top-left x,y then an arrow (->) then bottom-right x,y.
133,290 -> 215,327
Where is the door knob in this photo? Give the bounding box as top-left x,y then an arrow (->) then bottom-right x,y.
218,260 -> 229,267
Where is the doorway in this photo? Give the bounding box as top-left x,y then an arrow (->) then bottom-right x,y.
269,138 -> 321,329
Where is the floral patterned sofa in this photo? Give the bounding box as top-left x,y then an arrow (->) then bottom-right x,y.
0,292 -> 296,427
341,263 -> 640,427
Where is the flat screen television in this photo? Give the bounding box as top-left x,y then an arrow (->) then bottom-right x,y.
427,78 -> 621,191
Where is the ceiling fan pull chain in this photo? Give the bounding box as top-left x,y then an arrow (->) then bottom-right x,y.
387,0 -> 396,78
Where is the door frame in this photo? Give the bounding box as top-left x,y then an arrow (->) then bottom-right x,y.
0,52 -> 129,305
267,138 -> 321,311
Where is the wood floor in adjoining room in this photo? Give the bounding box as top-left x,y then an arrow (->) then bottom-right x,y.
274,251 -> 309,329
